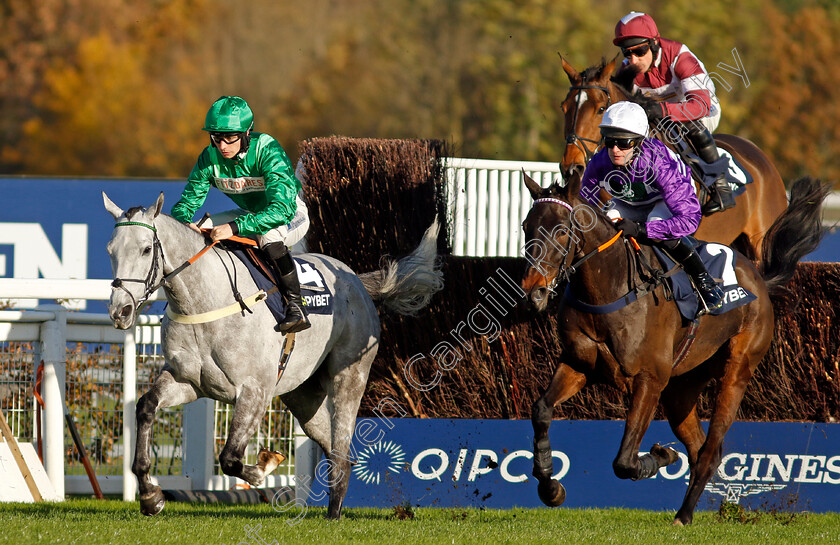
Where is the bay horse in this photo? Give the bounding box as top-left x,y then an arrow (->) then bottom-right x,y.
520,174 -> 826,525
103,192 -> 443,519
558,56 -> 788,260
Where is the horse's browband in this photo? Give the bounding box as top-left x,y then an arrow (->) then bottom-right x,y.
114,221 -> 157,232
534,198 -> 574,212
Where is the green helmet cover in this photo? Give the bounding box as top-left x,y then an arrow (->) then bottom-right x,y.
203,96 -> 254,132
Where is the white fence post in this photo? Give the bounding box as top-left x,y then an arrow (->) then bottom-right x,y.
183,399 -> 215,490
294,419 -> 319,502
122,328 -> 137,501
37,304 -> 66,499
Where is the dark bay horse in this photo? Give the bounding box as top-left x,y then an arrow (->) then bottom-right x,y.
558,56 -> 788,260
520,174 -> 826,525
103,192 -> 443,519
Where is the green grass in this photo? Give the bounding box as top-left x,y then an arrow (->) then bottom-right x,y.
0,499 -> 838,545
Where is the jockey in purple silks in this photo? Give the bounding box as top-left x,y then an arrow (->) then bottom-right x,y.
613,11 -> 735,214
580,101 -> 724,315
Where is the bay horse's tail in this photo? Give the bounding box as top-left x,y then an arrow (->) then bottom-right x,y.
759,176 -> 829,300
359,219 -> 444,315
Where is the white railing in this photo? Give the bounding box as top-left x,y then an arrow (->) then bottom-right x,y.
0,282 -> 308,500
445,157 -> 840,257
445,157 -> 561,257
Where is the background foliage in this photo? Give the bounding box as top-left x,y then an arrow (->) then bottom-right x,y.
1,0 -> 838,185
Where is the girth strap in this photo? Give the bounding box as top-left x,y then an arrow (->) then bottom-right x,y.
166,286 -> 278,324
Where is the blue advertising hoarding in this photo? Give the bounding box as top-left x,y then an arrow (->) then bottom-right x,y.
306,418 -> 840,512
0,177 -> 231,312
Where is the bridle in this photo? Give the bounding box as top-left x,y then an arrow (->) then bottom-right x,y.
529,197 -> 623,295
565,84 -> 612,166
110,220 -> 225,312
110,221 -> 167,311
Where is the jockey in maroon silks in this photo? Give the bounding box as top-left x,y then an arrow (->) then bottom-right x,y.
613,11 -> 735,215
580,102 -> 725,315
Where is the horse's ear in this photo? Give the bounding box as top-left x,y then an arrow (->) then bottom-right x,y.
605,53 -> 621,78
563,170 -> 582,199
523,170 -> 543,201
102,191 -> 124,220
151,192 -> 164,218
559,54 -> 579,83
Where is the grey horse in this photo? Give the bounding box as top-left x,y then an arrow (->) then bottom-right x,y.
103,192 -> 443,519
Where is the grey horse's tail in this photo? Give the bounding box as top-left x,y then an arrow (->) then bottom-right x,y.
359,219 -> 444,315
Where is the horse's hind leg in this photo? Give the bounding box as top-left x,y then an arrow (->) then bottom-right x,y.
133,369 -> 199,516
321,345 -> 377,520
280,373 -> 332,456
531,362 -> 587,507
612,373 -> 678,482
660,369 -> 716,467
217,383 -> 274,487
673,337 -> 763,526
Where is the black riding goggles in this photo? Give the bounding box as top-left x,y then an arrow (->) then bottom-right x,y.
621,43 -> 651,58
210,132 -> 244,145
604,137 -> 640,150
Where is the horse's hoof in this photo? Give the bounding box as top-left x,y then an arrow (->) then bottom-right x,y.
651,443 -> 679,466
258,448 -> 287,475
537,479 -> 566,507
140,488 -> 166,516
673,509 -> 693,526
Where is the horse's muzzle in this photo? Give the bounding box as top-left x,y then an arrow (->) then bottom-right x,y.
110,303 -> 135,330
529,286 -> 550,312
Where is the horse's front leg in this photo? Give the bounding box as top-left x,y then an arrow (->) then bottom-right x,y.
133,370 -> 198,516
612,373 -> 678,481
531,362 -> 587,507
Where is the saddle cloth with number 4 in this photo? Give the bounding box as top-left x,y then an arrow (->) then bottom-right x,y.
227,246 -> 335,325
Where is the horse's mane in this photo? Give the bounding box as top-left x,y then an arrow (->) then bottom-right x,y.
610,62 -> 637,93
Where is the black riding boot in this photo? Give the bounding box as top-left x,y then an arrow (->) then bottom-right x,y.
685,123 -> 735,214
660,237 -> 724,316
264,242 -> 310,334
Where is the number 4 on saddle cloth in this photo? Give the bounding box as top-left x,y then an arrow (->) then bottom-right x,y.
652,239 -> 756,322
223,242 -> 334,326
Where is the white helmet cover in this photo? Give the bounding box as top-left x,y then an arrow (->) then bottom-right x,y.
599,102 -> 649,138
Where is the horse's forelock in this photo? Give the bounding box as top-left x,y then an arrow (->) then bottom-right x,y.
125,206 -> 146,220
580,58 -> 609,83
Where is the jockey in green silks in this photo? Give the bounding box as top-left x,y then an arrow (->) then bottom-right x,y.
171,96 -> 311,334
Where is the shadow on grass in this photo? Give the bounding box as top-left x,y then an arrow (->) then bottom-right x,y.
0,500 -> 428,523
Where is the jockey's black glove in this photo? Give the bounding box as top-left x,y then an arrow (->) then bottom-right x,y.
616,218 -> 646,239
642,101 -> 665,123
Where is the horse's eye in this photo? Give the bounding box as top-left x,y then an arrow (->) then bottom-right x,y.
597,106 -> 606,114
142,246 -> 152,256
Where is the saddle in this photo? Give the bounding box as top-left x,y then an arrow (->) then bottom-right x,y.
219,240 -> 335,326
659,131 -> 753,207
